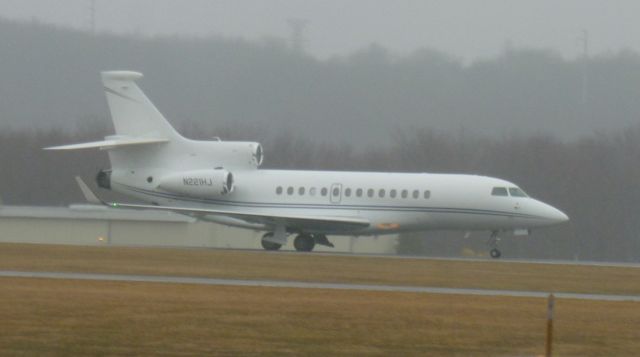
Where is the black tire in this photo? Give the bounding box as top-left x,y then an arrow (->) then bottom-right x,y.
490,248 -> 502,259
294,234 -> 315,252
261,233 -> 281,251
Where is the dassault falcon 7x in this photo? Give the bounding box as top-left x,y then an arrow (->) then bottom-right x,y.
47,71 -> 569,258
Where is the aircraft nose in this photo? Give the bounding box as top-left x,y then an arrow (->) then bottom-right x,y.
544,204 -> 569,224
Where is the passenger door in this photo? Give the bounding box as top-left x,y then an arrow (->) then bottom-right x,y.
330,183 -> 342,204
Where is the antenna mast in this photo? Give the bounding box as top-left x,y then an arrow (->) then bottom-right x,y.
287,18 -> 308,53
88,0 -> 96,34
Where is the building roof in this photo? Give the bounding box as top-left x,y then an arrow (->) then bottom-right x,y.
0,204 -> 196,223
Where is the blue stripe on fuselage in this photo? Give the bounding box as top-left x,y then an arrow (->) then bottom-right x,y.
113,182 -> 542,220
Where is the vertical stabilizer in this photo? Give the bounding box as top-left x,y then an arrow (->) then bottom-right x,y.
101,71 -> 181,140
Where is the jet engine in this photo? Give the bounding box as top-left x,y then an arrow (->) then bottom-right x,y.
200,141 -> 264,169
157,168 -> 234,198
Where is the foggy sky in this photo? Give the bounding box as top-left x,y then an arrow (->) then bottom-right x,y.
0,0 -> 638,61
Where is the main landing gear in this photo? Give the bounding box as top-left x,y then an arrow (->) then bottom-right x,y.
261,232 -> 282,251
293,233 -> 334,252
260,232 -> 333,252
293,234 -> 315,252
487,230 -> 502,259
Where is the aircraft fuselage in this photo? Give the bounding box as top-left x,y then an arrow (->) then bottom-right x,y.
110,169 -> 568,235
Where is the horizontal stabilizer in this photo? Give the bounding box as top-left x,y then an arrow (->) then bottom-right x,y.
44,137 -> 169,151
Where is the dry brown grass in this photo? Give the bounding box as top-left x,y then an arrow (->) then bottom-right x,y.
1,243 -> 640,295
1,277 -> 639,356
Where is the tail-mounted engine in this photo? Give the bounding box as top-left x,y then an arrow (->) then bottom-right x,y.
157,168 -> 234,198
200,141 -> 264,169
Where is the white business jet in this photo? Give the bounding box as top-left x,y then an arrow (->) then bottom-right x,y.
47,71 -> 568,258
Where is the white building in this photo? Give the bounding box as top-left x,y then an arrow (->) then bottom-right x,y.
0,204 -> 397,254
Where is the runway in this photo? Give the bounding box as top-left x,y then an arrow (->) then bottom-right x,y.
138,246 -> 640,269
1,270 -> 639,302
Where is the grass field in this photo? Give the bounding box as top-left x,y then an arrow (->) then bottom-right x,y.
1,243 -> 639,355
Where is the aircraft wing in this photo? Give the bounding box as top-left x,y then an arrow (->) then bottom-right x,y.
75,176 -> 369,232
108,201 -> 370,232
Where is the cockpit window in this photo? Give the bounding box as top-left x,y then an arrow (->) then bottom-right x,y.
491,187 -> 508,196
509,187 -> 528,197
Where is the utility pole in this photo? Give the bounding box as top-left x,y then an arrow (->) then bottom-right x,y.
287,18 -> 308,53
580,30 -> 589,106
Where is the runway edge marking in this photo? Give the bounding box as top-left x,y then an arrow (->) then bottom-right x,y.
1,270 -> 639,302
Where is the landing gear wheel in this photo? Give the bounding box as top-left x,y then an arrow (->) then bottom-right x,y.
261,233 -> 281,251
261,240 -> 282,251
490,248 -> 502,259
294,234 -> 315,252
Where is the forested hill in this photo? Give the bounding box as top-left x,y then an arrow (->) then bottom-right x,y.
1,18 -> 640,144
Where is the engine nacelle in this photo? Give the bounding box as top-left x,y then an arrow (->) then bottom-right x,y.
157,169 -> 234,197
199,141 -> 264,169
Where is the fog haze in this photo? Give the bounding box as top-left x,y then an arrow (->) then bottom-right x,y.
1,0 -> 639,61
0,2 -> 640,261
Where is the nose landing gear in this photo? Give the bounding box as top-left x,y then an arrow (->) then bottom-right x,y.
487,230 -> 502,259
490,248 -> 502,259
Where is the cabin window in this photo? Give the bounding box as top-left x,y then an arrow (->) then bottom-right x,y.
298,187 -> 305,195
276,186 -> 283,195
401,189 -> 408,199
412,190 -> 419,199
367,189 -> 374,197
390,189 -> 397,198
379,189 -> 386,198
509,187 -> 528,197
287,187 -> 294,195
491,187 -> 508,196
424,190 -> 431,199
345,188 -> 352,197
321,187 -> 328,196
356,188 -> 363,197
310,187 -> 316,196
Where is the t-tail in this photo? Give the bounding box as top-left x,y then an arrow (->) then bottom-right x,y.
47,71 -> 185,149
46,70 -> 264,194
101,71 -> 183,141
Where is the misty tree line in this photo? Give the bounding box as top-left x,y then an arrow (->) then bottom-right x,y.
1,124 -> 640,262
2,18 -> 640,145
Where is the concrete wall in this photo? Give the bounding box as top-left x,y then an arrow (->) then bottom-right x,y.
0,217 -> 109,245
